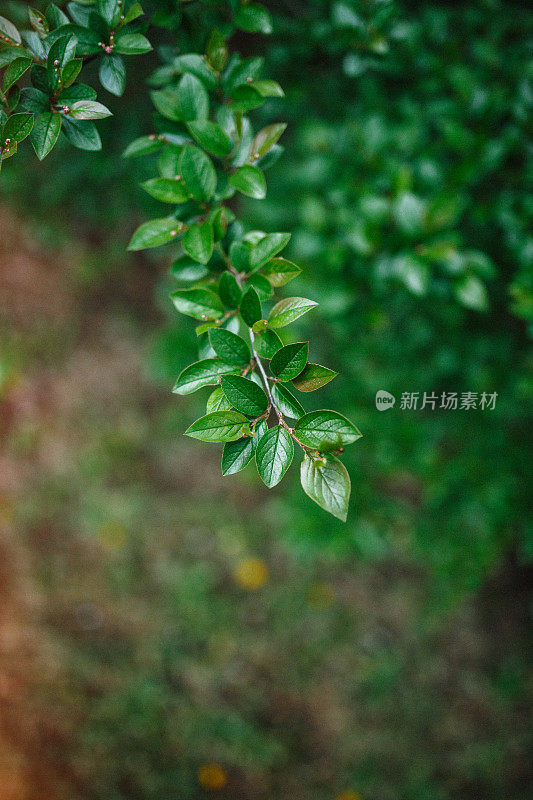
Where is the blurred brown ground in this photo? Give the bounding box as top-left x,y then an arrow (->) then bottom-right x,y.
0,207 -> 530,800
0,207 -> 67,800
0,205 -> 160,799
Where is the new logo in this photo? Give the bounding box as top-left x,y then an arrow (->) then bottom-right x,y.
375,390 -> 396,410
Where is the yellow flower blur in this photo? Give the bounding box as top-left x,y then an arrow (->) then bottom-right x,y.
234,557 -> 268,590
197,763 -> 228,790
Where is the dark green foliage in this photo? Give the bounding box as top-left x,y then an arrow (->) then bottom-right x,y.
115,1 -> 359,517
140,29 -> 359,513
0,1 -> 153,167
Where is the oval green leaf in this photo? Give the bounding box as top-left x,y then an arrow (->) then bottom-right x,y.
268,297 -> 318,328
185,410 -> 250,442
255,425 -> 294,487
170,288 -> 223,321
300,454 -> 351,521
230,165 -> 266,199
179,144 -> 216,201
294,410 -> 362,449
270,342 -> 308,381
209,328 -> 251,367
173,358 -> 239,395
292,363 -> 338,392
221,375 -> 268,416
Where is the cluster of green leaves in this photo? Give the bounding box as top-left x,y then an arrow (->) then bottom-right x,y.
0,0 -> 151,167
125,6 -> 361,519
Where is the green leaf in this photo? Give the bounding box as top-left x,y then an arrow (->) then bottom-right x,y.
455,274 -> 488,311
128,217 -> 180,250
271,382 -> 304,419
4,57 -> 32,93
170,256 -> 207,282
57,26 -> 100,57
256,143 -> 283,170
210,206 -> 232,240
152,74 -> 208,122
270,342 -> 308,381
2,112 -> 33,143
173,358 -> 239,395
235,3 -> 273,34
98,0 -> 120,26
248,274 -> 273,300
30,112 -> 61,160
222,420 -> 267,475
195,322 -> 216,336
240,286 -> 262,327
256,426 -> 294,487
123,2 -> 144,24
47,35 -> 77,91
0,15 -> 22,44
61,117 -> 101,151
252,319 -> 268,333
170,54 -> 218,91
209,328 -> 251,367
230,165 -> 266,199
59,83 -> 96,102
300,454 -> 350,521
114,32 -> 152,55
0,48 -> 24,69
175,72 -> 209,120
68,100 -> 112,120
185,410 -> 250,442
268,296 -> 318,328
230,241 -> 252,272
252,123 -> 287,159
218,271 -> 242,308
19,88 -> 49,114
158,145 -> 183,177
45,3 -> 68,29
61,58 -> 82,88
231,84 -> 264,113
21,32 -> 44,62
186,120 -> 233,157
29,64 -> 50,94
252,79 -> 284,98
5,86 -> 20,111
206,29 -> 228,72
261,257 -> 301,287
141,177 -> 188,203
251,232 -> 291,269
170,287 -> 223,321
207,386 -> 233,413
46,3 -> 69,30
225,57 -> 265,92
221,375 -> 268,416
99,53 -> 126,96
292,363 -> 337,392
123,135 -> 162,158
28,8 -> 49,36
0,139 -> 17,162
294,410 -> 362,449
183,221 -> 214,265
158,53 -> 212,90
254,328 -> 282,358
179,144 -> 216,201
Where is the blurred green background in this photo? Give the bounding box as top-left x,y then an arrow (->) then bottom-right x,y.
0,1 -> 531,799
